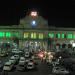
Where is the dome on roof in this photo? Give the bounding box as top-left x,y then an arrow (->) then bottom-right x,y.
19,11 -> 48,29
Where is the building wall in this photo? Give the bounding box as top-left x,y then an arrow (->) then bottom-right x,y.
0,13 -> 75,50
0,27 -> 75,50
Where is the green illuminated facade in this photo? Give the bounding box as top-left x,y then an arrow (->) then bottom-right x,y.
0,11 -> 75,50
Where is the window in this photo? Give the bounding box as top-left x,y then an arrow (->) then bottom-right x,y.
34,33 -> 36,38
48,33 -> 54,38
24,33 -> 29,38
73,34 -> 75,39
12,32 -> 19,38
0,32 -> 5,38
6,32 -> 11,38
39,33 -> 43,39
67,33 -> 73,39
31,33 -> 33,38
61,33 -> 66,38
31,33 -> 36,39
56,33 -> 61,38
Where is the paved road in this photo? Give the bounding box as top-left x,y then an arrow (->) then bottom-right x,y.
7,61 -> 52,75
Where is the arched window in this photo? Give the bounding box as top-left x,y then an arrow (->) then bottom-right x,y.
61,33 -> 66,39
0,32 -> 5,38
67,33 -> 73,39
48,33 -> 54,38
24,33 -> 29,38
39,33 -> 43,39
6,32 -> 11,38
56,33 -> 61,38
31,32 -> 36,39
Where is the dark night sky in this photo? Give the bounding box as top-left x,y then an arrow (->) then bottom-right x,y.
0,0 -> 75,27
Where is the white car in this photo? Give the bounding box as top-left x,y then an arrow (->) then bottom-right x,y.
24,49 -> 29,52
9,56 -> 16,64
14,55 -> 19,60
52,61 -> 59,67
3,62 -> 13,71
17,63 -> 25,71
19,57 -> 25,65
52,66 -> 69,74
12,48 -> 21,54
26,60 -> 35,69
25,59 -> 30,63
12,49 -> 19,53
25,52 -> 30,58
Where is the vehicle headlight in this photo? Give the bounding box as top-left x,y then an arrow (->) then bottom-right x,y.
48,52 -> 51,55
44,51 -> 47,54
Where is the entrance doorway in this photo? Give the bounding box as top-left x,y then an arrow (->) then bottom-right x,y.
24,40 -> 47,52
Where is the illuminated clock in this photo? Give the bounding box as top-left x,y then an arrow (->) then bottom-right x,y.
31,20 -> 37,26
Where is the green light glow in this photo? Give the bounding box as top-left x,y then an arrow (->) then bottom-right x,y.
15,33 -> 18,37
48,33 -> 54,38
62,34 -> 65,38
73,35 -> 75,39
56,33 -> 60,38
6,32 -> 11,38
0,32 -> 5,37
67,33 -> 73,39
14,33 -> 19,37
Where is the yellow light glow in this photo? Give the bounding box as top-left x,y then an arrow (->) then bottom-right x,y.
50,55 -> 53,58
44,51 -> 47,54
48,52 -> 51,55
31,33 -> 36,39
31,11 -> 37,17
39,33 -> 43,39
48,55 -> 53,59
24,33 -> 29,38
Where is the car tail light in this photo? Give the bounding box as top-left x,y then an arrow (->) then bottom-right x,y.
38,53 -> 44,58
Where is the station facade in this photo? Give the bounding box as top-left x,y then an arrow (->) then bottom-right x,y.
0,11 -> 75,50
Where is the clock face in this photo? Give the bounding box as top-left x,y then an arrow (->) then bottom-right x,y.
31,20 -> 37,26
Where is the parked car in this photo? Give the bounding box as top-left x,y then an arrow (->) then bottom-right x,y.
25,52 -> 30,58
9,56 -> 16,65
0,51 -> 8,57
19,57 -> 25,65
12,48 -> 22,54
3,62 -> 14,71
14,55 -> 19,60
17,63 -> 26,71
26,59 -> 36,70
52,61 -> 60,67
52,66 -> 69,75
